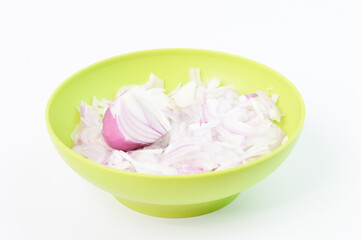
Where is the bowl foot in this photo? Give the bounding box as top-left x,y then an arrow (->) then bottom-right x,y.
114,193 -> 240,218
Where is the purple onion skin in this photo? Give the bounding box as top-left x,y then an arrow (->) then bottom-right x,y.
102,108 -> 146,151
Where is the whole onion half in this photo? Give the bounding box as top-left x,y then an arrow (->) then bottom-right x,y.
102,74 -> 171,151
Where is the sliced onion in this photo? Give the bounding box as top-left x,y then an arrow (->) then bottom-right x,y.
72,68 -> 287,175
72,144 -> 110,165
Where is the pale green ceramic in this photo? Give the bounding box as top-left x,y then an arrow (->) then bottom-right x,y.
46,49 -> 305,218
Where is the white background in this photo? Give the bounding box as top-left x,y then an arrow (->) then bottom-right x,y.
1,0 -> 360,239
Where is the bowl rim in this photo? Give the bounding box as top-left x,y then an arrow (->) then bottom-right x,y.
45,48 -> 305,179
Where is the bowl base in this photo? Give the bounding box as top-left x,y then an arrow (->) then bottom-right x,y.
114,193 -> 240,218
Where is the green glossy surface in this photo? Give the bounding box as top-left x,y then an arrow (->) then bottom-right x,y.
46,49 -> 305,218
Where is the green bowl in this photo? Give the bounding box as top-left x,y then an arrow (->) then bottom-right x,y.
46,49 -> 305,218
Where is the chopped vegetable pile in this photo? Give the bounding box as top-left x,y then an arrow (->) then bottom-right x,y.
71,69 -> 287,175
